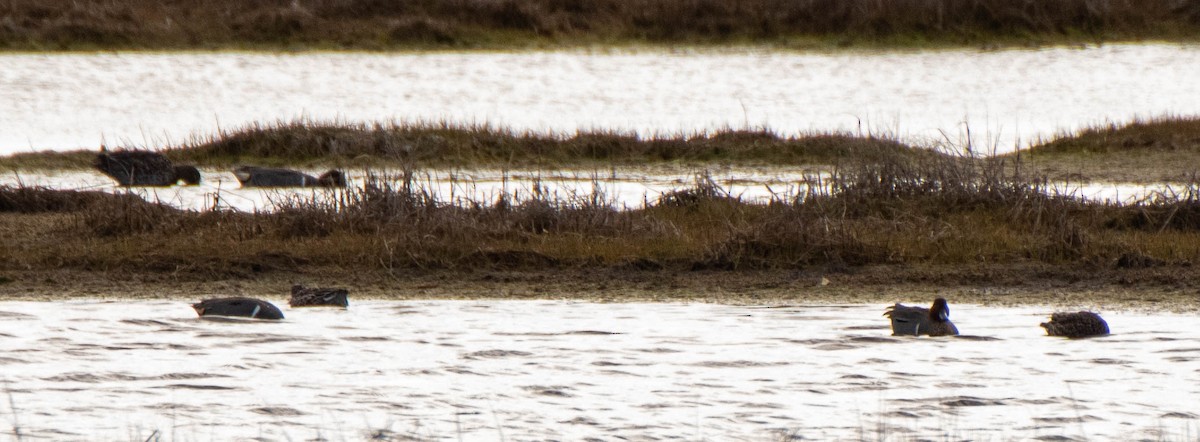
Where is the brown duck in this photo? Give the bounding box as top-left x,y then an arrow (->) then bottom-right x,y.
289,285 -> 349,308
1040,311 -> 1109,338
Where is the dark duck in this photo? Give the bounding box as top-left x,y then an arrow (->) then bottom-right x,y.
192,297 -> 284,320
233,166 -> 346,188
94,148 -> 201,186
883,298 -> 959,337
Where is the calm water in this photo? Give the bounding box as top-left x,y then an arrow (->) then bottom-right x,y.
0,168 -> 1170,212
3,44 -> 1200,155
0,300 -> 1196,440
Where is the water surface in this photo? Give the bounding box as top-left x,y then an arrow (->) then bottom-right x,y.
3,44 -> 1199,155
0,300 -> 1196,440
0,168 -> 1171,213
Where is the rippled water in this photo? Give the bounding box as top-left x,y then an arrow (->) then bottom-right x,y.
3,44 -> 1200,155
0,168 -> 1171,212
0,301 -> 1196,440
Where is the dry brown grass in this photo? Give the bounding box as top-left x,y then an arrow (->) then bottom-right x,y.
8,119 -> 1200,304
8,118 -> 1200,184
1013,117 -> 1200,183
170,121 -> 926,169
1,0 -> 1197,50
5,151 -> 1200,279
7,149 -> 1200,307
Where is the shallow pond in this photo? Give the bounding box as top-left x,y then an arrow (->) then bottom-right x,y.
3,44 -> 1200,155
0,168 -> 1172,212
0,300 -> 1195,441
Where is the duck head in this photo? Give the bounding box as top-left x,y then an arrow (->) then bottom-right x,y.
317,169 -> 347,187
174,165 -> 202,185
930,298 -> 951,322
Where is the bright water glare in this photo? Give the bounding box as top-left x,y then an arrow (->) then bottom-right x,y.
3,44 -> 1200,155
0,301 -> 1196,441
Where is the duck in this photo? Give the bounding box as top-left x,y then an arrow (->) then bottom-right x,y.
233,166 -> 347,188
883,298 -> 959,337
289,284 -> 349,307
192,297 -> 284,320
1040,311 -> 1109,338
94,148 -> 201,186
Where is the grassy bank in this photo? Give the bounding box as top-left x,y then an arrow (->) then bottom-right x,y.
4,148 -> 1200,305
1008,117 -> 1200,183
5,117 -> 1200,183
0,121 -> 941,170
2,0 -> 1199,51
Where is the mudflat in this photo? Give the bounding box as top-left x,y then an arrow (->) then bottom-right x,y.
3,264 -> 1197,312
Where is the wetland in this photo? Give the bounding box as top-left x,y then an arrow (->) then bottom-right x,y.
2,26 -> 1200,440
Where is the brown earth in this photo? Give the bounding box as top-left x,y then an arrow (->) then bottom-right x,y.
2,264 -> 1198,312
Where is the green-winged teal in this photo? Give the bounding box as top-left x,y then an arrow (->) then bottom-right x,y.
883,298 -> 959,337
233,166 -> 346,187
192,297 -> 284,320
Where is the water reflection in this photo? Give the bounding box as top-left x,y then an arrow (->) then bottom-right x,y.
3,44 -> 1200,155
0,301 -> 1196,440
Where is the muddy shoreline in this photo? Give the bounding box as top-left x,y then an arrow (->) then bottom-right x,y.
3,265 -> 1197,312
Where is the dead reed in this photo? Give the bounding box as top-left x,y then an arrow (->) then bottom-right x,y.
1,0 -> 1196,50
5,150 -> 1200,278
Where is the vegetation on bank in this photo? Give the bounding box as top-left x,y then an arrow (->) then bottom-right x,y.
1006,117 -> 1200,183
5,118 -> 1200,183
3,150 -> 1200,282
0,121 -> 940,170
1,0 -> 1199,51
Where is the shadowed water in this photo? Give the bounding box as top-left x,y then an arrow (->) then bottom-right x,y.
0,301 -> 1196,440
3,44 -> 1200,154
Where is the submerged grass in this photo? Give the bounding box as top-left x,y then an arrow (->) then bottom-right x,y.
5,148 -> 1200,284
1,0 -> 1199,51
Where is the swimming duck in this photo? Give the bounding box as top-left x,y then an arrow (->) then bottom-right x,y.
289,284 -> 349,307
1040,311 -> 1109,338
883,298 -> 959,337
233,166 -> 347,187
192,297 -> 284,320
94,149 -> 201,186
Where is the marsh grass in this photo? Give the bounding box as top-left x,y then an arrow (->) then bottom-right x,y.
1005,117 -> 1200,182
174,120 -> 929,169
7,117 -> 1200,184
0,120 -> 938,172
1,0 -> 1198,50
6,149 -> 1200,278
1023,117 -> 1200,157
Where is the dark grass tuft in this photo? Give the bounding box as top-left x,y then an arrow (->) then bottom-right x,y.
2,0 -> 1199,51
